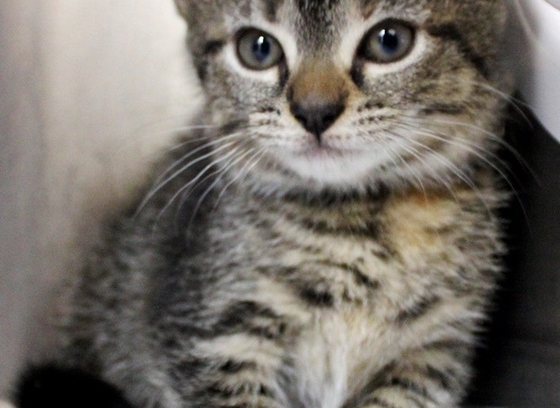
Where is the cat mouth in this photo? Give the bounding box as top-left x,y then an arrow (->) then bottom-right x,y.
271,139 -> 381,186
288,133 -> 361,160
298,144 -> 350,159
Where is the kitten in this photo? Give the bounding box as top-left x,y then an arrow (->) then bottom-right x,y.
15,1 -> 511,408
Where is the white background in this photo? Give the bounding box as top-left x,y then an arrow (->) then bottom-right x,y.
0,0 -> 201,395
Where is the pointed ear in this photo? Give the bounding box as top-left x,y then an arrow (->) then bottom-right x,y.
174,0 -> 190,19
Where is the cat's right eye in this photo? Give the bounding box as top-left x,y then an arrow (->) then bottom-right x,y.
236,29 -> 284,71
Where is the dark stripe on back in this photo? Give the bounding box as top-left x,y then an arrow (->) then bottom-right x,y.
427,23 -> 490,79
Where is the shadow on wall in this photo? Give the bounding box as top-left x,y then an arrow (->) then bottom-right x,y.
468,107 -> 560,407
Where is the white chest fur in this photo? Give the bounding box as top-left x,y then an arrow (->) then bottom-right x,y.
282,307 -> 400,408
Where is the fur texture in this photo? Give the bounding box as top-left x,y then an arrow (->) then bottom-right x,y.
17,1 -> 511,408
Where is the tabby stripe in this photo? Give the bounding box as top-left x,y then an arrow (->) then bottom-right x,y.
317,260 -> 381,291
361,396 -> 399,408
165,313 -> 284,341
218,359 -> 259,374
348,264 -> 381,291
298,286 -> 335,308
395,295 -> 441,324
203,40 -> 226,56
387,377 -> 434,402
263,0 -> 283,22
200,382 -> 275,399
296,0 -> 338,20
423,364 -> 457,392
213,301 -> 283,339
421,103 -> 464,116
422,339 -> 473,362
247,321 -> 288,340
211,405 -> 245,408
298,217 -> 381,240
351,60 -> 365,87
426,23 -> 489,78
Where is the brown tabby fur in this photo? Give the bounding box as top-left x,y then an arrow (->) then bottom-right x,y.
49,1 -> 511,408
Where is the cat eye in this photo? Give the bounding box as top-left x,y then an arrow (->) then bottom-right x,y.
360,20 -> 415,63
236,29 -> 284,70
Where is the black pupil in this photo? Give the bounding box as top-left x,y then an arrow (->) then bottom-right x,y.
252,35 -> 272,63
378,28 -> 400,54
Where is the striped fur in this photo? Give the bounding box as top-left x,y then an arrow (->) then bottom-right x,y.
28,1 -> 511,408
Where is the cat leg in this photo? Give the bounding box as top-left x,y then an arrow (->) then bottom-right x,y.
171,333 -> 289,408
356,342 -> 472,408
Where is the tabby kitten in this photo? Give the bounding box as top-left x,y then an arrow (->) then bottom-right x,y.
18,1 -> 511,408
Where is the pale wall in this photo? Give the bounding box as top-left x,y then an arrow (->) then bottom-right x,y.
0,0 -> 201,395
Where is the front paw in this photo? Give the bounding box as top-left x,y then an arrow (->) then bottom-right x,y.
14,365 -> 134,408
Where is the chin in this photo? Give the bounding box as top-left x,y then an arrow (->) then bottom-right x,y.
275,149 -> 388,192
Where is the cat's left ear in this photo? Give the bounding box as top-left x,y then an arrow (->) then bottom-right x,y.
173,0 -> 190,20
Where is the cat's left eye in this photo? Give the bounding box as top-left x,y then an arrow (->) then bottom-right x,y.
236,29 -> 284,70
360,20 -> 415,63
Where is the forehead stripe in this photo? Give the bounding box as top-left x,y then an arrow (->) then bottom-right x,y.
427,23 -> 489,79
263,0 -> 283,22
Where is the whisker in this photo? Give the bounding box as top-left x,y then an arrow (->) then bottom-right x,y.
136,139 -> 240,217
409,115 -> 539,184
212,147 -> 268,210
111,120 -> 220,156
395,120 -> 531,225
390,125 -> 496,215
152,146 -> 243,228
465,80 -> 534,126
151,132 -> 245,189
398,120 -> 511,176
411,115 -> 523,159
382,131 -> 430,196
397,119 -> 524,195
187,146 -> 264,231
384,130 -> 460,201
419,77 -> 533,125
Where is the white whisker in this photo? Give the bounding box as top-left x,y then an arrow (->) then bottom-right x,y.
391,125 -> 493,214
152,132 -> 246,188
395,120 -> 530,224
187,146 -> 264,231
382,130 -> 430,196
136,140 -> 240,216
153,146 -> 243,227
213,147 -> 268,210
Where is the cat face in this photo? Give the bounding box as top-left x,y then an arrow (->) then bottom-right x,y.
176,0 -> 508,195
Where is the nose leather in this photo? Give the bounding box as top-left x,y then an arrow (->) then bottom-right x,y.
288,60 -> 348,141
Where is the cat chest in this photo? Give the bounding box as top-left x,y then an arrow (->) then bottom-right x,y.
283,306 -> 400,408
